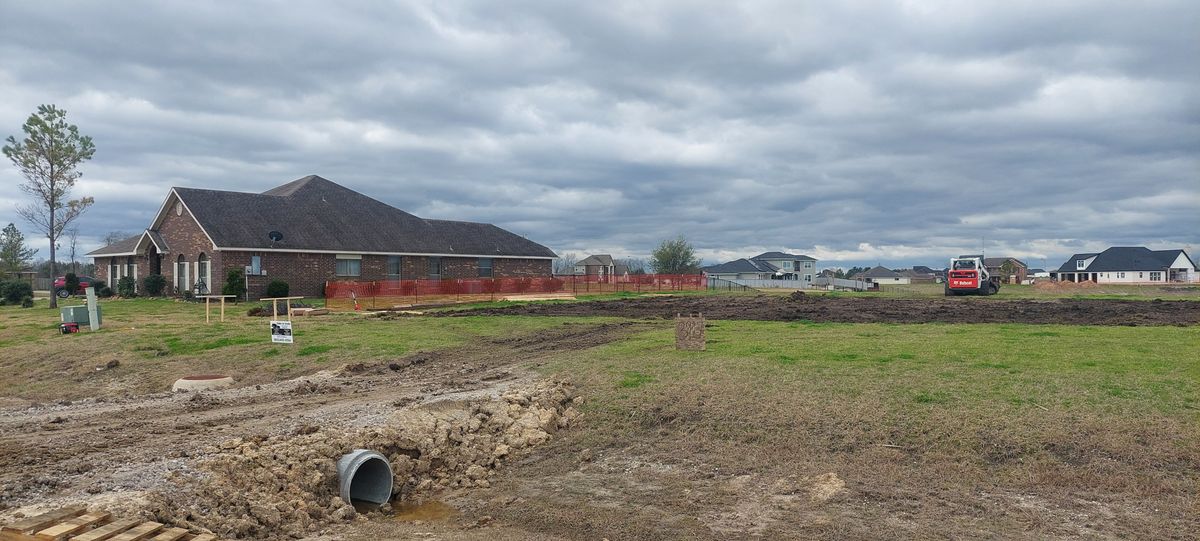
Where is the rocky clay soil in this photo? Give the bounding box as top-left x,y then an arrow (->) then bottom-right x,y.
0,322 -> 641,540
440,293 -> 1200,326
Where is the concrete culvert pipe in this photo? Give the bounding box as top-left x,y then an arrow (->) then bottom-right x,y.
337,449 -> 393,507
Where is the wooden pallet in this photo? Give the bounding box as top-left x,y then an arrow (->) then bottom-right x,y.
1,507 -> 219,541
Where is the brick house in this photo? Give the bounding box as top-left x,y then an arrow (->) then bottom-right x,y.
87,175 -> 556,298
983,257 -> 1028,284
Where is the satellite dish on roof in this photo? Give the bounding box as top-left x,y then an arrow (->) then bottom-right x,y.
268,231 -> 284,242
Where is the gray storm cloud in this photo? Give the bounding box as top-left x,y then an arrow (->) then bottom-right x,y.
0,1 -> 1196,269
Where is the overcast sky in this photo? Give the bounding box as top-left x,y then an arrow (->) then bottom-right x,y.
1,1 -> 1197,270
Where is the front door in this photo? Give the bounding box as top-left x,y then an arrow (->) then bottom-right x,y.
149,246 -> 161,275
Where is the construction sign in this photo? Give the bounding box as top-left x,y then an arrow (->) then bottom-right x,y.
270,320 -> 293,344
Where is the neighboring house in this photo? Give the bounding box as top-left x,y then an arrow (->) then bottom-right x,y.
573,254 -> 629,277
984,257 -> 1028,284
1029,268 -> 1050,278
701,258 -> 778,280
912,265 -> 942,283
897,266 -> 939,284
1051,247 -> 1198,284
702,251 -> 818,283
853,266 -> 910,285
87,175 -> 556,298
817,269 -> 838,278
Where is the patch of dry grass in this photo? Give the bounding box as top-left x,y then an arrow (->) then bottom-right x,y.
0,299 -> 575,401
522,321 -> 1200,539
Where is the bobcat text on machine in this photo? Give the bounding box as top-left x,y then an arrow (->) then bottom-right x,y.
945,255 -> 1002,296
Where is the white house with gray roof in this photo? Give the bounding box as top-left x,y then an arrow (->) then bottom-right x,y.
1051,247 -> 1197,284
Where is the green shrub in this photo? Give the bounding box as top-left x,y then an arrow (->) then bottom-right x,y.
91,279 -> 107,292
20,296 -> 34,308
64,273 -> 81,295
142,274 -> 167,296
117,276 -> 137,297
265,280 -> 290,298
222,268 -> 246,297
97,286 -> 114,298
0,280 -> 33,304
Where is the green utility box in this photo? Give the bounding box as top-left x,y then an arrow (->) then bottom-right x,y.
60,305 -> 102,327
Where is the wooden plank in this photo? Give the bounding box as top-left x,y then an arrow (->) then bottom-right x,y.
35,512 -> 110,541
68,520 -> 140,541
144,529 -> 188,541
3,507 -> 87,534
187,535 -> 217,541
106,523 -> 161,541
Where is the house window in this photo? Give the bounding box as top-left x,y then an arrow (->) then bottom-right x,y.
387,256 -> 402,279
1076,260 -> 1086,269
1138,272 -> 1143,279
197,253 -> 211,293
1150,272 -> 1162,281
176,255 -> 188,293
1118,272 -> 1125,279
804,261 -> 813,269
428,257 -> 442,279
110,261 -> 119,282
478,258 -> 493,278
804,274 -> 813,282
250,255 -> 262,275
335,254 -> 361,277
782,261 -> 794,271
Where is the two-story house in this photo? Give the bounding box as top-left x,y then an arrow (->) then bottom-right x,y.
702,252 -> 818,283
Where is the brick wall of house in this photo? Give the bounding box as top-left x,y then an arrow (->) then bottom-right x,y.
213,252 -> 551,298
495,258 -> 552,277
95,254 -> 154,293
220,251 -> 338,298
158,196 -> 219,295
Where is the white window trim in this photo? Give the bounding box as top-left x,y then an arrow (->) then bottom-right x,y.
336,254 -> 362,260
1076,260 -> 1086,269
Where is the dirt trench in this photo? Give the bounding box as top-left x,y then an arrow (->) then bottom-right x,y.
0,322 -> 642,539
438,294 -> 1200,326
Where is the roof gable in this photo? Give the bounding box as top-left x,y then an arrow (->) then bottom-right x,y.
861,265 -> 901,278
578,254 -> 615,266
703,258 -> 773,274
751,251 -> 816,261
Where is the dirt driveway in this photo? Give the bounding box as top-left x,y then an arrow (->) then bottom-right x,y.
441,294 -> 1200,326
0,323 -> 643,538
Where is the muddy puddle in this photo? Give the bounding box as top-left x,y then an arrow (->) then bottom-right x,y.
353,499 -> 458,522
392,500 -> 458,522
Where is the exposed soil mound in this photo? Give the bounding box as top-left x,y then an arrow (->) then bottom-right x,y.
438,295 -> 1200,326
144,380 -> 580,539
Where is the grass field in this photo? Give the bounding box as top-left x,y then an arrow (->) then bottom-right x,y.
2,295 -> 1197,538
0,298 -> 588,401
512,319 -> 1199,538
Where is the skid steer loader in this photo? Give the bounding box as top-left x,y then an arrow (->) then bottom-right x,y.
945,255 -> 1001,296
